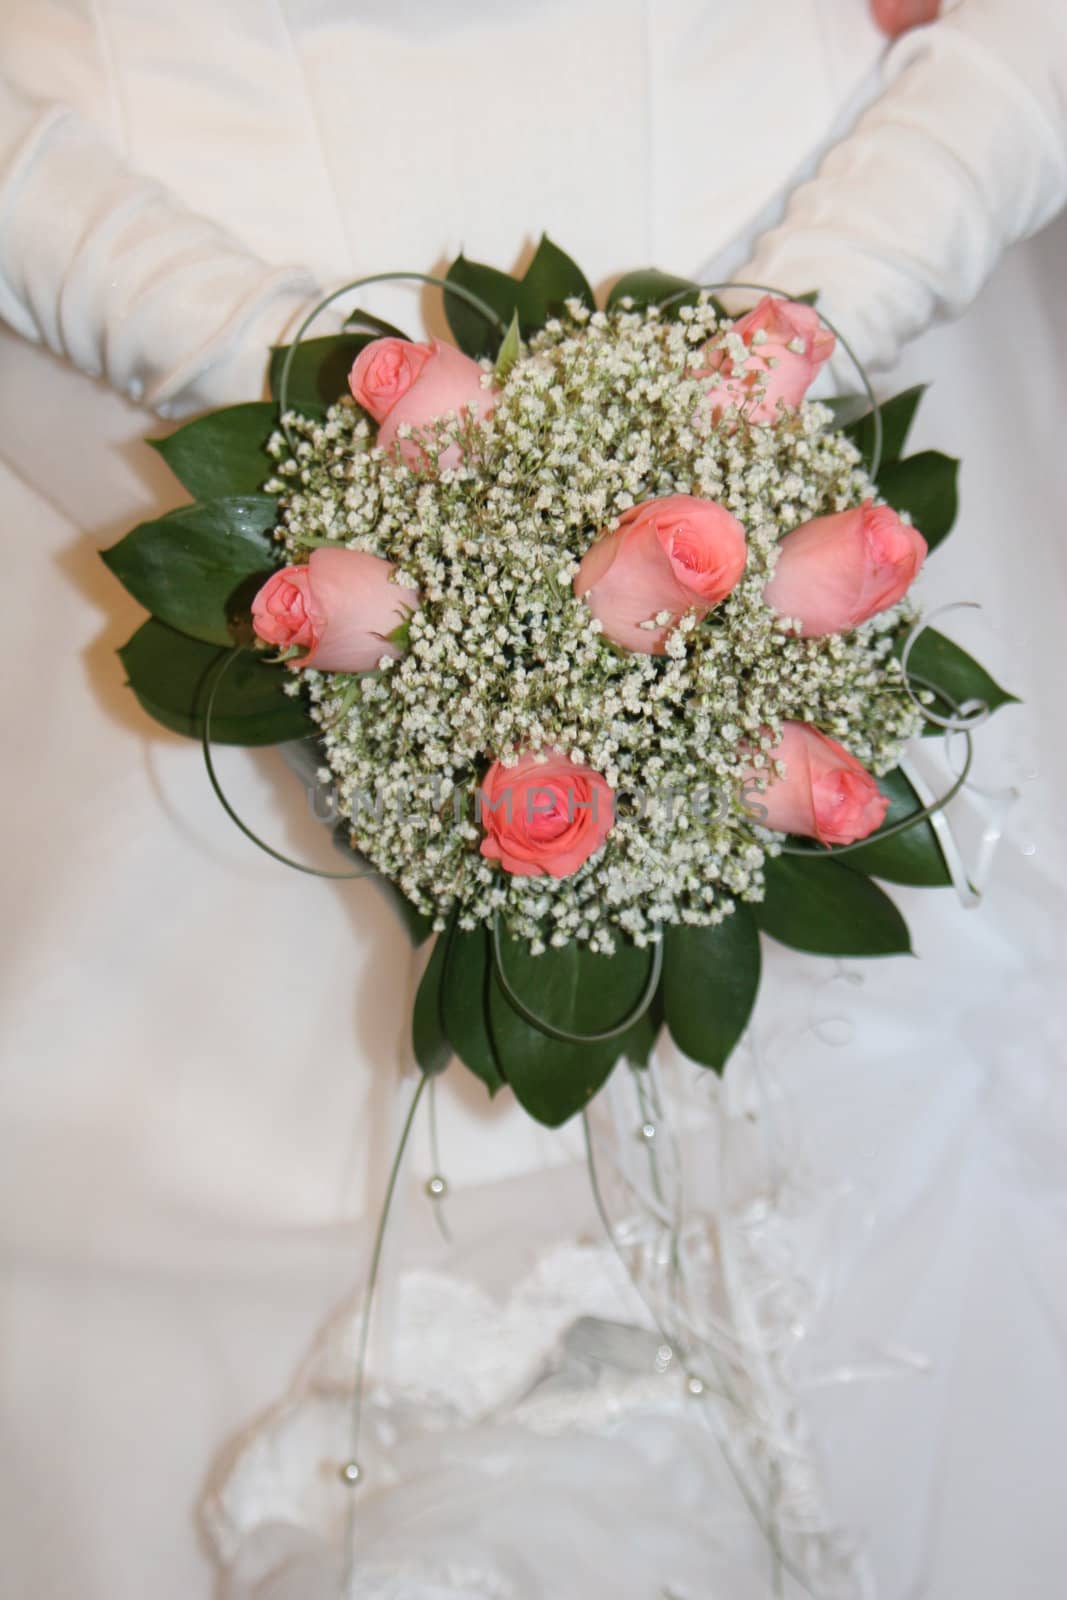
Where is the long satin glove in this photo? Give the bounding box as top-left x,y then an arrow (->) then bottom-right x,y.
0,74 -> 328,417
737,0 -> 1067,370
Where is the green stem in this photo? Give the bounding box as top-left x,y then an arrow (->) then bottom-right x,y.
342,1073 -> 429,1581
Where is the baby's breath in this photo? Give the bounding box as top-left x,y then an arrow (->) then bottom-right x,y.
267,304 -> 920,952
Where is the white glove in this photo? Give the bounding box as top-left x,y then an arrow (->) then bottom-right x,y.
737,0 -> 1067,370
0,75 -> 331,416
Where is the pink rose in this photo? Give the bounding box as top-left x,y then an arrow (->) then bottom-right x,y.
699,296 -> 835,425
348,336 -> 494,469
746,721 -> 889,847
573,493 -> 747,655
764,499 -> 927,637
251,565 -> 317,652
348,338 -> 432,418
478,748 -> 615,879
251,548 -> 419,673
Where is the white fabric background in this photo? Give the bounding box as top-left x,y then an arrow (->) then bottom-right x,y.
1,2 -> 1066,1596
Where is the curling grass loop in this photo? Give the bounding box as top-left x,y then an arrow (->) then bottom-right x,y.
202,648 -> 377,880
776,673 -> 975,860
899,603 -> 992,733
491,914 -> 663,1045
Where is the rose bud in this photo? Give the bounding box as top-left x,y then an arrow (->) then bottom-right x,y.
698,296 -> 835,425
251,548 -> 419,673
348,336 -> 494,469
764,500 -> 927,638
250,564 -> 317,653
573,493 -> 747,655
745,721 -> 889,846
478,748 -> 615,879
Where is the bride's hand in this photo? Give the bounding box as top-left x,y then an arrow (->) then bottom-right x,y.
872,0 -> 941,38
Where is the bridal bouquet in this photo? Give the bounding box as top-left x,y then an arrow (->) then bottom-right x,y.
106,238 -> 1014,1127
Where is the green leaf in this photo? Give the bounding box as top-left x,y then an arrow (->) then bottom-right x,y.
901,626 -> 1019,733
103,496 -> 279,646
791,289 -> 820,307
412,921 -> 454,1077
487,932 -> 654,1126
343,307 -> 411,341
494,928 -> 655,1037
444,235 -> 594,359
269,333 -> 374,414
663,905 -> 761,1072
385,612 -> 414,652
517,234 -> 595,330
440,924 -> 504,1095
617,985 -> 664,1068
831,768 -> 951,887
845,384 -> 927,469
487,996 -> 618,1127
444,255 -> 524,359
754,855 -> 912,957
823,393 -> 873,429
149,403 -> 278,500
493,309 -> 522,385
118,624 -> 314,745
605,267 -> 701,315
877,450 -> 960,552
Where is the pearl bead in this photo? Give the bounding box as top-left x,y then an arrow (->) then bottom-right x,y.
339,1459 -> 363,1486
425,1174 -> 448,1199
638,1121 -> 657,1142
685,1374 -> 706,1398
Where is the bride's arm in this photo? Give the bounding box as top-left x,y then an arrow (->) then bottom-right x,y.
737,0 -> 1067,369
0,74 -> 326,417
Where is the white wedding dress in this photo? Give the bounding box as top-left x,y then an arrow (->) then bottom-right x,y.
1,3 -> 1066,1597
